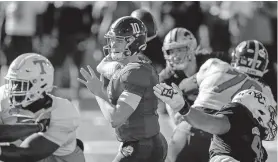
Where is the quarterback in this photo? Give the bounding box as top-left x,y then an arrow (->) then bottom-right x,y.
159,27 -> 231,162
78,16 -> 167,162
0,53 -> 84,162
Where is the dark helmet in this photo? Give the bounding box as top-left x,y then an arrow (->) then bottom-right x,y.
103,16 -> 147,60
131,9 -> 157,41
231,40 -> 269,77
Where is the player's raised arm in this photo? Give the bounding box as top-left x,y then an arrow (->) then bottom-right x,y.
0,133 -> 59,162
153,83 -> 231,135
0,119 -> 49,142
79,64 -> 144,128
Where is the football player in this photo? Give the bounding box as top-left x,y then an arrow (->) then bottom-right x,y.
156,40 -> 276,162
0,53 -> 85,162
154,87 -> 277,162
78,16 -> 167,162
96,9 -> 162,82
159,27 -> 230,162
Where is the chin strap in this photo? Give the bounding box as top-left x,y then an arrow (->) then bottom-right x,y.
22,94 -> 53,113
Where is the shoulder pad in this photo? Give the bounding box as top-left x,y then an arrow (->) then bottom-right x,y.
50,95 -> 80,120
196,58 -> 230,85
120,63 -> 151,87
262,85 -> 277,107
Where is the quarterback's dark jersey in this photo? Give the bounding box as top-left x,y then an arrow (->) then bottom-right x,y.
210,102 -> 268,162
107,61 -> 160,142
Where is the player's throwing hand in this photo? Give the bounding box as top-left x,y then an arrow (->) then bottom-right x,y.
78,65 -> 103,95
153,83 -> 185,113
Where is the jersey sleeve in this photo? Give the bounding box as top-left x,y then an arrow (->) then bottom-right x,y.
41,118 -> 79,146
196,58 -> 230,85
216,103 -> 250,135
120,63 -> 151,97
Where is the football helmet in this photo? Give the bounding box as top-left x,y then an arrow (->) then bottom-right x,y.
103,16 -> 147,61
131,9 -> 157,42
162,28 -> 197,64
231,40 -> 269,78
5,53 -> 54,107
232,89 -> 277,141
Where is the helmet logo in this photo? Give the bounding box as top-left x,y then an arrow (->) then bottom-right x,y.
258,49 -> 266,59
237,41 -> 247,52
33,60 -> 47,74
130,23 -> 140,34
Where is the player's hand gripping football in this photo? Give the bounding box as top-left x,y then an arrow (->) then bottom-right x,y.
78,65 -> 103,95
153,83 -> 185,113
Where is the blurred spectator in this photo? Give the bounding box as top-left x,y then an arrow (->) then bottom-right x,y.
200,2 -> 231,53
97,1 -> 138,46
1,1 -> 47,65
42,2 -> 93,95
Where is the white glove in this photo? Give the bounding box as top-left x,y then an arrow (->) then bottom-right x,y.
153,83 -> 185,113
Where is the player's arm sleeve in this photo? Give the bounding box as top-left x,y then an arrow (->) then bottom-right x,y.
109,67 -> 149,128
0,133 -> 60,162
182,106 -> 230,135
216,103 -> 248,136
196,58 -> 226,85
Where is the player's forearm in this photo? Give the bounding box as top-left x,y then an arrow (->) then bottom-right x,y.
95,95 -> 135,128
95,94 -> 115,123
95,91 -> 139,128
0,145 -> 41,162
0,124 -> 40,142
96,56 -> 122,80
179,74 -> 199,95
182,108 -> 230,135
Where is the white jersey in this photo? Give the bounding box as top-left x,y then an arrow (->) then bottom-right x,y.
0,85 -> 81,156
192,58 -> 276,110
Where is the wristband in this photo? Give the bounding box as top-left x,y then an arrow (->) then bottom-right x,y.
178,99 -> 190,115
37,123 -> 44,132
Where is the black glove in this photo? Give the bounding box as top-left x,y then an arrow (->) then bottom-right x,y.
37,118 -> 50,132
35,111 -> 51,132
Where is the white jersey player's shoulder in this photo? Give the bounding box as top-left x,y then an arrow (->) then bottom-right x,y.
260,82 -> 277,108
48,94 -> 80,120
41,94 -> 80,156
196,58 -> 231,85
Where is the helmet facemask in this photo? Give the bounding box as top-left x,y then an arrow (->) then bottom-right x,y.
231,40 -> 269,78
163,45 -> 195,72
5,77 -> 51,108
103,32 -> 142,61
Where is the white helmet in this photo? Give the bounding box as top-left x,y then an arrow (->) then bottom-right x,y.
232,89 -> 277,141
162,28 -> 197,64
5,53 -> 54,107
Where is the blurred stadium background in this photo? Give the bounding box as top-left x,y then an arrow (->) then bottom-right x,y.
0,1 -> 276,162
